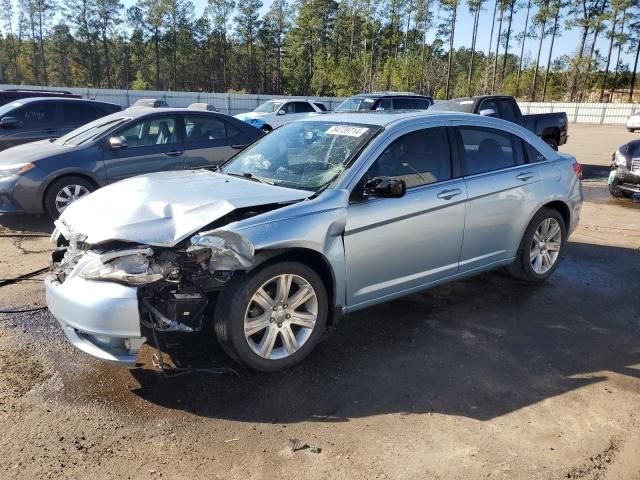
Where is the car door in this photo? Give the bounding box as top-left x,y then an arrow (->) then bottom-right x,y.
58,102 -> 101,137
102,114 -> 185,183
453,123 -> 543,273
344,124 -> 467,308
0,101 -> 60,149
181,113 -> 248,169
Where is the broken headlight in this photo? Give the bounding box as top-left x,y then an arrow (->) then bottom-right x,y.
80,248 -> 163,286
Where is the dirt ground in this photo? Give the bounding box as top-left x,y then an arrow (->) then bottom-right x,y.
0,124 -> 639,480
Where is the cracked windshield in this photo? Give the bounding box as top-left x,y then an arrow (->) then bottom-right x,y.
221,121 -> 379,191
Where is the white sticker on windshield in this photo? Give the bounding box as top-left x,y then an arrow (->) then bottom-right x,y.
326,126 -> 369,137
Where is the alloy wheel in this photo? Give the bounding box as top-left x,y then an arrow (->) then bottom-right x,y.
54,184 -> 91,214
244,274 -> 318,360
530,218 -> 562,274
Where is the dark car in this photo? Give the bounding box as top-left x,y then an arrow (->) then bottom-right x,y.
0,107 -> 262,219
609,139 -> 640,198
335,92 -> 434,112
0,97 -> 122,151
0,88 -> 80,107
430,95 -> 568,150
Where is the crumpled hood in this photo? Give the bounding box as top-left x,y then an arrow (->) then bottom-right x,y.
0,139 -> 71,166
57,169 -> 311,247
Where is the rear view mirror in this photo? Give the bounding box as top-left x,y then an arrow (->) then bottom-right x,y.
108,136 -> 128,150
363,176 -> 406,198
479,108 -> 497,117
0,116 -> 20,128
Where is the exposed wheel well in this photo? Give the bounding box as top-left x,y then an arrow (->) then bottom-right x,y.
42,173 -> 99,210
542,127 -> 559,142
252,247 -> 338,324
542,200 -> 570,229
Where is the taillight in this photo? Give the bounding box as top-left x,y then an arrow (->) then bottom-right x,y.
572,162 -> 583,180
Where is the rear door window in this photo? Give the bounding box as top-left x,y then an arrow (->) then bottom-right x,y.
183,115 -> 240,143
62,103 -> 98,125
293,102 -> 315,113
457,126 -> 525,176
393,98 -> 418,110
368,127 -> 452,189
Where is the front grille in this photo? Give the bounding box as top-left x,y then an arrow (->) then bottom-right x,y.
631,159 -> 640,173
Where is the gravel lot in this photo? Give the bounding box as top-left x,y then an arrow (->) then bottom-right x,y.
0,124 -> 639,480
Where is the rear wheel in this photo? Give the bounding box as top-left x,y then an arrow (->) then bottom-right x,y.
508,208 -> 566,283
543,136 -> 559,150
627,128 -> 636,133
214,261 -> 328,372
44,176 -> 95,220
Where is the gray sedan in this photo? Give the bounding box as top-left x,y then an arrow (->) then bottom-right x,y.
46,111 -> 583,372
0,107 -> 262,219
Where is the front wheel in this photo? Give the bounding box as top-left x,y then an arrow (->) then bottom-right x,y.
214,261 -> 328,372
44,176 -> 95,220
608,181 -> 630,198
508,208 -> 566,283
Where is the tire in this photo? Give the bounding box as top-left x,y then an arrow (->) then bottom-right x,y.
44,176 -> 96,220
508,208 -> 566,283
543,136 -> 559,151
214,261 -> 328,372
608,181 -> 630,198
627,128 -> 636,133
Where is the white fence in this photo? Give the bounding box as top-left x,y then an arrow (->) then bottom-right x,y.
519,102 -> 639,125
0,84 -> 346,116
1,84 -> 639,124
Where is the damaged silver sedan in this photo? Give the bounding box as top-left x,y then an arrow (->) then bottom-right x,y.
46,112 -> 583,371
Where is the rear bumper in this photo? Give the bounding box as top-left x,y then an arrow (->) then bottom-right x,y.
45,276 -> 145,366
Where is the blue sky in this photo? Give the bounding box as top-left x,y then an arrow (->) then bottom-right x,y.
120,0 -> 636,69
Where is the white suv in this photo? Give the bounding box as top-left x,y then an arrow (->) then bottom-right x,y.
234,99 -> 327,132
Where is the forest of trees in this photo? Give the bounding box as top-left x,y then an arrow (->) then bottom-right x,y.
0,0 -> 639,101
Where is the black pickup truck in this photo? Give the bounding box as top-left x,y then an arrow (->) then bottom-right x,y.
431,95 -> 568,150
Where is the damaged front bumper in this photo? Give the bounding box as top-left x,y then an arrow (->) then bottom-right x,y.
46,227 -> 257,366
45,265 -> 145,366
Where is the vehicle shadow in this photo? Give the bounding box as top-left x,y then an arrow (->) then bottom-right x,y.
0,214 -> 55,234
128,241 -> 640,424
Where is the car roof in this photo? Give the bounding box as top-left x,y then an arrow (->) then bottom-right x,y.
299,110 -> 468,127
350,92 -> 433,99
6,96 -> 119,107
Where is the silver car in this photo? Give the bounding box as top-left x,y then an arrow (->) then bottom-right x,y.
45,112 -> 583,372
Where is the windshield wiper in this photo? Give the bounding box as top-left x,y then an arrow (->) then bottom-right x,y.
225,171 -> 275,185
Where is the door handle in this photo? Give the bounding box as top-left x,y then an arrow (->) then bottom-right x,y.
231,144 -> 247,149
165,150 -> 184,157
436,188 -> 462,200
516,172 -> 534,181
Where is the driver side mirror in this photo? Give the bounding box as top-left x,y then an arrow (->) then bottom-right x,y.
0,116 -> 20,128
363,176 -> 406,198
479,108 -> 497,117
108,136 -> 128,150
277,109 -> 286,115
